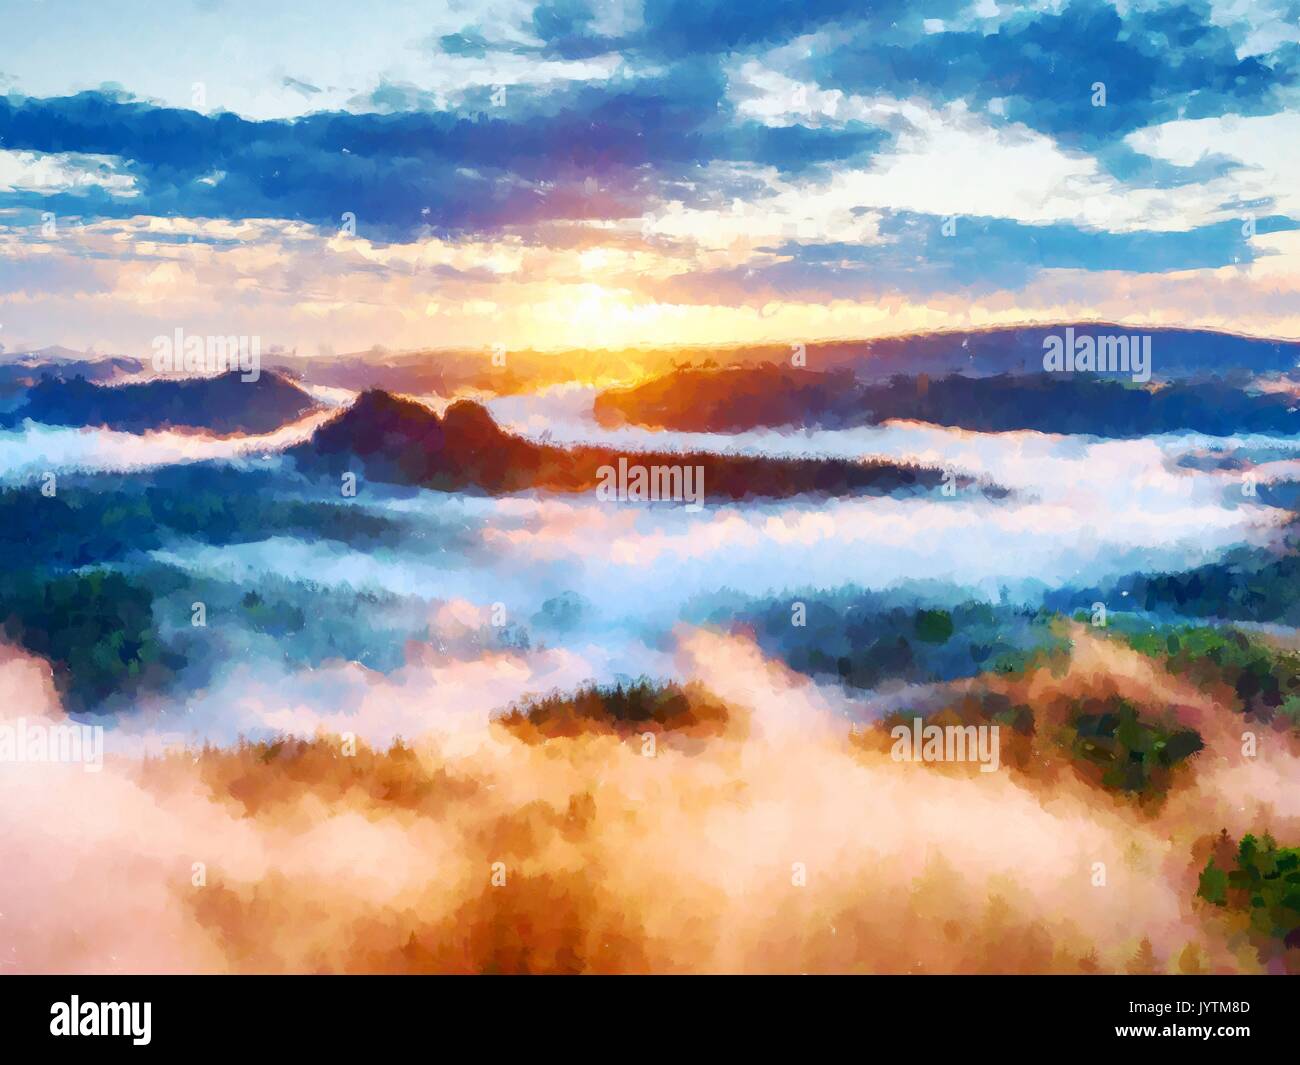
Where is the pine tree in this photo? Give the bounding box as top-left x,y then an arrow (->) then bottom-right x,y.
1127,937 -> 1158,975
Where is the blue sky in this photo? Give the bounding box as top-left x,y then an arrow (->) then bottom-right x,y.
1,0 -> 1298,354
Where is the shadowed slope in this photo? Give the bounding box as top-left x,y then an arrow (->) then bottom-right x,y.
291,389 -> 993,500
4,370 -> 318,434
596,365 -> 1300,437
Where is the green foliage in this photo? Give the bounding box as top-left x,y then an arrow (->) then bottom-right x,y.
915,608 -> 954,643
987,642 -> 1070,679
240,590 -> 306,636
728,591 -> 1065,691
1198,859 -> 1228,906
0,473 -> 401,567
1198,833 -> 1300,951
1061,697 -> 1203,795
0,567 -> 184,712
1123,623 -> 1300,726
1121,548 -> 1300,625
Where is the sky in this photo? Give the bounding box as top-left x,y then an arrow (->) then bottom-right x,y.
1,0 -> 1299,356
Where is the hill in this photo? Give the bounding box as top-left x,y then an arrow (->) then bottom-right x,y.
2,370 -> 318,434
290,390 -> 978,500
596,365 -> 1300,437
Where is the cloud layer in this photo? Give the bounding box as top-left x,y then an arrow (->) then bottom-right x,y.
2,0 -> 1299,351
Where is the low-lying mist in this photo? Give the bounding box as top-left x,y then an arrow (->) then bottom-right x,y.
4,626 -> 1295,974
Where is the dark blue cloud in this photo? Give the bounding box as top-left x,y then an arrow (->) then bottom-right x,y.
0,59 -> 888,239
0,93 -> 612,237
870,211 -> 1297,287
3,0 -> 1295,256
476,0 -> 1297,197
529,0 -> 965,59
720,121 -> 886,169
529,0 -> 622,59
817,0 -> 1295,149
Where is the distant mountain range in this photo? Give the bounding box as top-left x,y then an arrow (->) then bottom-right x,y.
289,389 -> 976,499
5,325 -> 1297,442
7,324 -> 1296,399
824,325 -> 1300,381
250,325 -> 1300,395
0,345 -> 122,364
259,325 -> 1300,394
0,355 -> 144,407
596,364 -> 1300,437
1,371 -> 318,434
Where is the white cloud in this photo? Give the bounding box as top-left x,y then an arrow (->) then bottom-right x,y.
1126,111 -> 1300,218
0,149 -> 137,197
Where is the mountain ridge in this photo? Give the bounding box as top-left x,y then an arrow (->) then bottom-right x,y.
1,370 -> 318,434
289,389 -> 986,500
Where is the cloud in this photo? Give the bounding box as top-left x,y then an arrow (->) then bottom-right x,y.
533,0 -> 965,58
0,58 -> 882,240
0,90 -> 674,236
0,148 -> 137,197
3,3 -> 1299,350
280,77 -> 322,97
816,0 -> 1296,149
1126,109 -> 1300,218
665,213 -> 1295,299
0,411 -> 331,482
4,627 -> 1294,973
